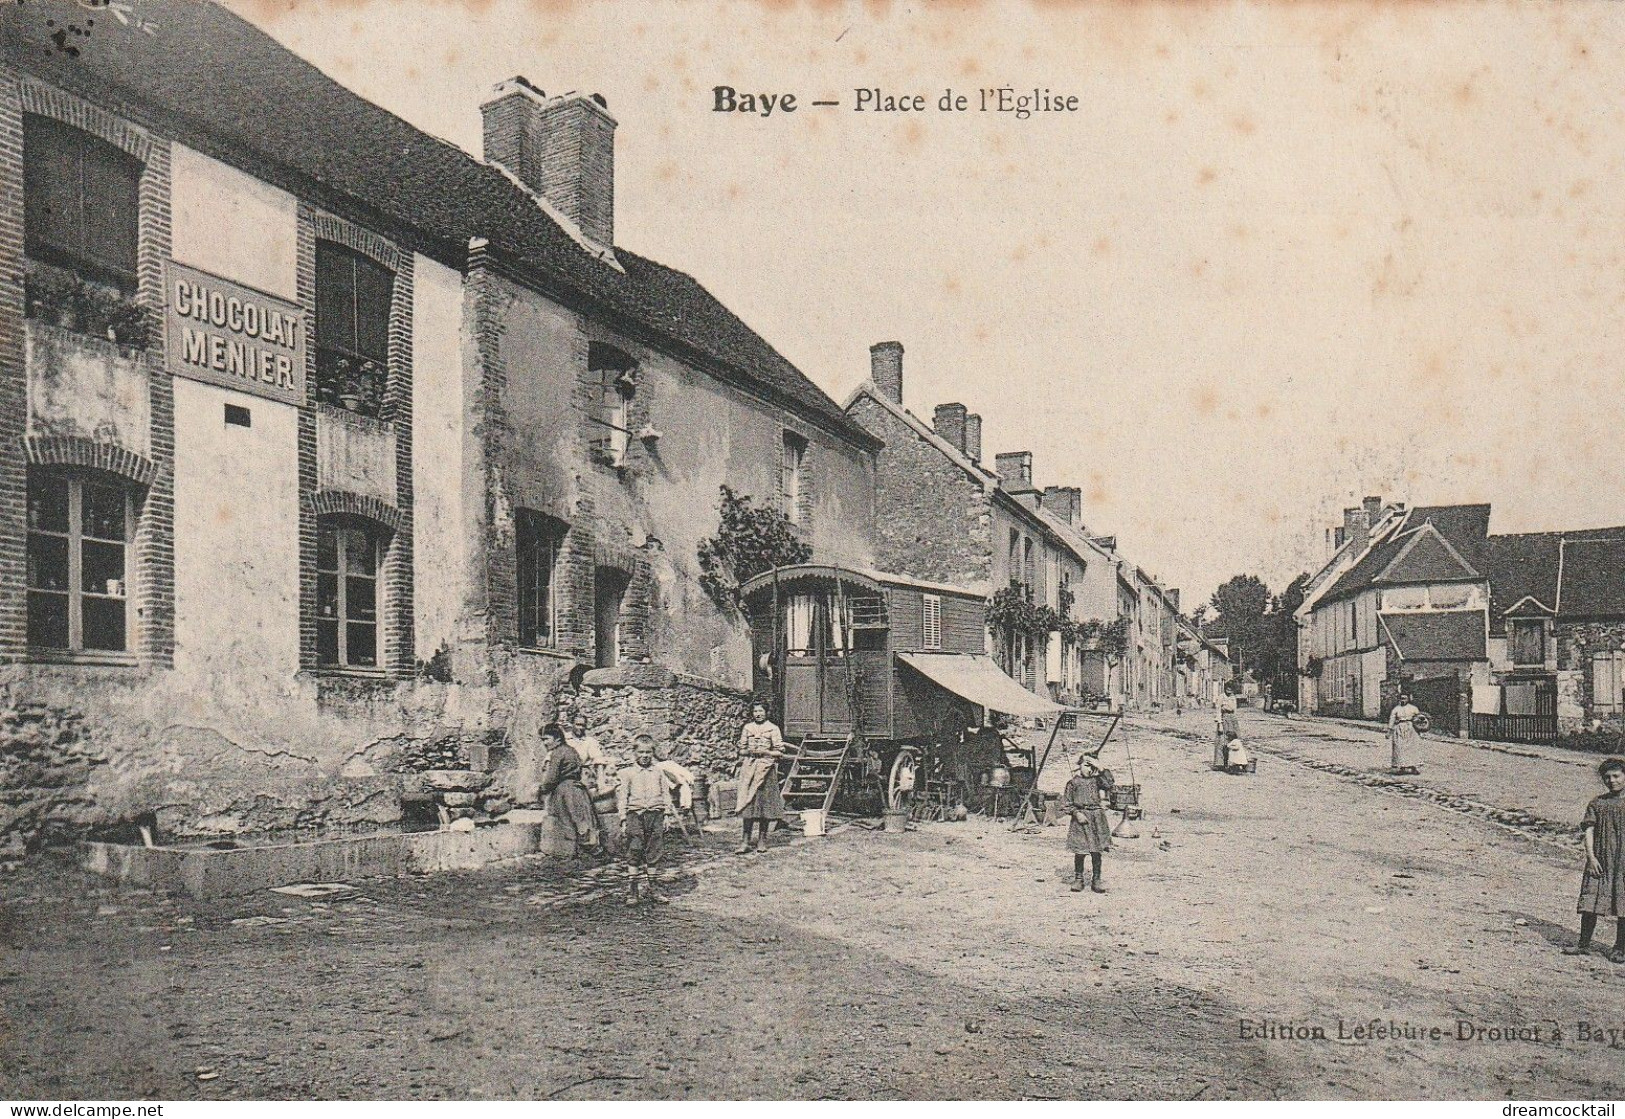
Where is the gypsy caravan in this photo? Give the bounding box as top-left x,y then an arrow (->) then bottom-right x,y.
738,565 -> 1064,820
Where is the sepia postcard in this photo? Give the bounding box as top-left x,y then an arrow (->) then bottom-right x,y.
1,0 -> 1623,1107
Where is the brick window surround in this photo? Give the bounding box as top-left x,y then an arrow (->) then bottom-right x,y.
0,77 -> 173,667
297,206 -> 414,677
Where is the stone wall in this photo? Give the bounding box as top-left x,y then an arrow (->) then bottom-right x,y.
846,393 -> 992,590
0,645 -> 574,853
1557,621 -> 1625,734
566,663 -> 751,780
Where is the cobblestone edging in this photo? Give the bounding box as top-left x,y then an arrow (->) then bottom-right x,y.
1153,725 -> 1582,853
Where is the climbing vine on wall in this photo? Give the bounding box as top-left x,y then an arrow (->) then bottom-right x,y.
697,485 -> 811,607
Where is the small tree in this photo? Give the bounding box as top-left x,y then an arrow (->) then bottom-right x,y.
697,485 -> 811,607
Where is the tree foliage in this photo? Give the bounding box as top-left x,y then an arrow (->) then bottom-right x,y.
1206,571 -> 1310,686
697,485 -> 812,607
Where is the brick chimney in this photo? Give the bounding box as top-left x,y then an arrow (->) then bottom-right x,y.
933,403 -> 967,454
1363,495 -> 1383,523
995,451 -> 1034,492
963,413 -> 982,464
870,341 -> 904,404
482,78 -> 616,251
1343,506 -> 1371,553
1168,588 -> 1180,612
1042,485 -> 1082,526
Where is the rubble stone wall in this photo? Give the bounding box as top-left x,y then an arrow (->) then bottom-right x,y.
0,646 -> 574,853
565,664 -> 751,781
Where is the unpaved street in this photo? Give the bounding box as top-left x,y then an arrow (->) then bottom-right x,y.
3,712 -> 1623,1101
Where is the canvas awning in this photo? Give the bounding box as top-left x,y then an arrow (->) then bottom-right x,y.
896,653 -> 1064,717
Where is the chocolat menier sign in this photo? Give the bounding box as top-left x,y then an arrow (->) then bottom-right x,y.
164,261 -> 306,406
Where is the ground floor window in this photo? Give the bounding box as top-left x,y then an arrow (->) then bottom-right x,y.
317,517 -> 386,668
27,469 -> 137,655
517,511 -> 567,648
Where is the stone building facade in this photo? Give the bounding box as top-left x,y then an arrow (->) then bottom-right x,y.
843,343 -> 1168,709
0,0 -> 876,850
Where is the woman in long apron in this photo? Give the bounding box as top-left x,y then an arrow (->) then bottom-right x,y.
735,702 -> 789,853
1388,693 -> 1423,776
1213,690 -> 1240,771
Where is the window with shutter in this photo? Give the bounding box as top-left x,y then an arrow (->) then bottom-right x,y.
314,241 -> 393,417
1593,652 -> 1623,716
780,431 -> 807,523
587,343 -> 636,468
23,115 -> 141,292
922,594 -> 942,650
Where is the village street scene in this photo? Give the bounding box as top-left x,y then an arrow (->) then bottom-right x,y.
3,0 -> 1625,1105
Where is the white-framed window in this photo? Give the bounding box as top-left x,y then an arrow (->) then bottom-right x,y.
518,510 -> 567,648
922,593 -> 942,650
588,343 -> 636,468
1592,651 -> 1624,716
1509,619 -> 1545,667
27,469 -> 138,656
316,517 -> 386,669
780,430 -> 807,524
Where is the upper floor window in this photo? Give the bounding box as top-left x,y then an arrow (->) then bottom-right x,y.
24,115 -> 141,294
1509,619 -> 1545,667
781,431 -> 807,524
316,517 -> 386,669
922,593 -> 942,650
518,511 -> 567,648
588,343 -> 637,468
314,242 -> 393,417
27,469 -> 137,656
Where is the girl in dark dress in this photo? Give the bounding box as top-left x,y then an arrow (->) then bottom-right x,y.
1564,757 -> 1625,961
1064,748 -> 1115,893
536,722 -> 600,858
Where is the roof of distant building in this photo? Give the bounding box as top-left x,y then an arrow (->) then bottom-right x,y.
1380,610 -> 1487,662
1,0 -> 876,448
1321,504 -> 1490,603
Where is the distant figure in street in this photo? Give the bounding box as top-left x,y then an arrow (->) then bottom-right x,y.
1388,693 -> 1423,776
617,735 -> 672,906
1564,757 -> 1625,961
1225,732 -> 1251,775
1213,689 -> 1240,771
535,722 -> 600,859
736,701 -> 789,854
1064,748 -> 1115,893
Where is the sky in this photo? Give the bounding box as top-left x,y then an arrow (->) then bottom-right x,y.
223,0 -> 1625,606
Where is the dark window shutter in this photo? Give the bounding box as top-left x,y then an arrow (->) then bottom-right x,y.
24,116 -> 83,263
314,242 -> 355,352
80,141 -> 140,283
354,256 -> 393,362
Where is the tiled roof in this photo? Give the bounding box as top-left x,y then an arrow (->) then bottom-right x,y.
1380,611 -> 1486,662
1479,532 -> 1562,636
1,0 -> 876,448
1322,505 -> 1490,603
1559,531 -> 1625,619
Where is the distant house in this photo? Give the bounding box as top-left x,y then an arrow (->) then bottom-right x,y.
1298,496 -> 1625,740
1481,527 -> 1625,736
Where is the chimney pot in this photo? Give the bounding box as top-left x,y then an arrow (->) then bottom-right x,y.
995,451 -> 1034,492
963,413 -> 982,464
481,78 -> 617,250
870,341 -> 904,404
933,403 -> 968,454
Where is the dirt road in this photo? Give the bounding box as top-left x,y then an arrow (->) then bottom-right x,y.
3,714 -> 1623,1100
